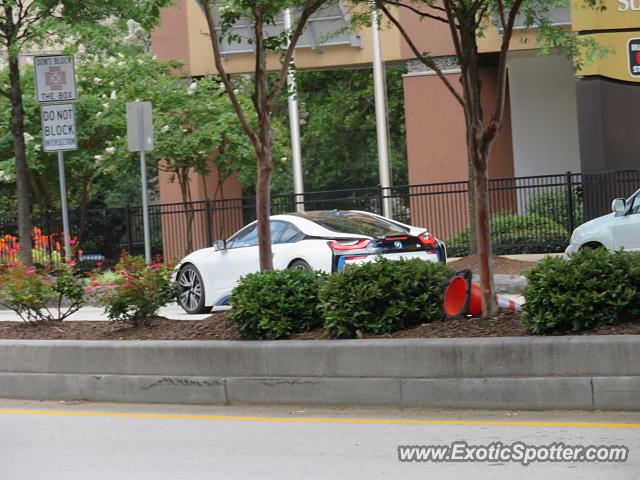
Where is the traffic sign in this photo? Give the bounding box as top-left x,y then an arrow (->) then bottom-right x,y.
126,101 -> 154,152
34,55 -> 77,103
41,104 -> 77,152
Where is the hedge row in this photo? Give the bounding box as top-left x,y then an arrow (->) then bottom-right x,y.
230,248 -> 640,339
228,258 -> 453,339
523,248 -> 640,334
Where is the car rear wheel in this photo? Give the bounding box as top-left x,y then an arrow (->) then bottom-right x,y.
177,264 -> 211,314
289,259 -> 313,272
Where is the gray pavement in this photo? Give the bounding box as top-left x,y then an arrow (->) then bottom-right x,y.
0,399 -> 638,479
0,303 -> 230,322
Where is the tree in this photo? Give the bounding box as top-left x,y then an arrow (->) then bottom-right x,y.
200,0 -> 330,271
0,0 -> 170,265
288,67 -> 408,192
1,53 -> 256,256
365,0 -> 606,313
151,75 -> 256,254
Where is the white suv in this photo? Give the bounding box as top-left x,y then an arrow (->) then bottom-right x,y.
565,188 -> 640,257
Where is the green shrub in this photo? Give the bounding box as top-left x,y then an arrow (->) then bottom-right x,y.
0,261 -> 87,323
319,257 -> 453,338
528,188 -> 584,228
447,211 -> 568,255
228,268 -> 326,340
96,256 -> 180,327
522,249 -> 640,334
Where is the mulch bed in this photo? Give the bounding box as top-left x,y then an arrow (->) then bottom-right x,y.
1,310 -> 639,341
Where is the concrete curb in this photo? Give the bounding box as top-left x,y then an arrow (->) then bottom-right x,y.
1,337 -> 638,410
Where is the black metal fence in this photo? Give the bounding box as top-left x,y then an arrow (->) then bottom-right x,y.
2,169 -> 639,264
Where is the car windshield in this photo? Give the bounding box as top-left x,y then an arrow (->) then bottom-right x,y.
293,211 -> 409,237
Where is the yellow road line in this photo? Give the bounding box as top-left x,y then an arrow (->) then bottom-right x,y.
0,409 -> 638,428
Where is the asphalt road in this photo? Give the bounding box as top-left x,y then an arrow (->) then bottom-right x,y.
1,399 -> 638,480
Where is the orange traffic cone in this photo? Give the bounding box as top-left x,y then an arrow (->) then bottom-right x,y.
443,269 -> 473,318
443,270 -> 522,318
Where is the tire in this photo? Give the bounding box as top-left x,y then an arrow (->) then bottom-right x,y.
289,259 -> 313,272
177,264 -> 211,314
580,242 -> 606,251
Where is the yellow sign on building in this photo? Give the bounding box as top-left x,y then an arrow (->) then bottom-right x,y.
573,1 -> 640,82
572,0 -> 640,31
578,32 -> 640,81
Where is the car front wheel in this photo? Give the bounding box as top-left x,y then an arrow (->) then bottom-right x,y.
177,264 -> 211,314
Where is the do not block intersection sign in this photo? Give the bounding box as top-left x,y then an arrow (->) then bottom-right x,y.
40,104 -> 77,152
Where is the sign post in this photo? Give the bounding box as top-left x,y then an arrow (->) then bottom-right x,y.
126,101 -> 154,264
35,55 -> 77,261
40,103 -> 77,259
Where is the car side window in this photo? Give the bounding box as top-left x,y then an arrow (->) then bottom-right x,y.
229,225 -> 258,248
270,221 -> 288,244
631,196 -> 640,215
276,223 -> 302,244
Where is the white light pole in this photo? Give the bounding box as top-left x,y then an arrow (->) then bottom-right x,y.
371,6 -> 392,218
284,8 -> 305,212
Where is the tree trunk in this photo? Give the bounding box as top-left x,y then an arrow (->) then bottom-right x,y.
8,54 -> 33,266
178,171 -> 194,255
467,160 -> 477,255
472,155 -> 496,314
256,144 -> 273,271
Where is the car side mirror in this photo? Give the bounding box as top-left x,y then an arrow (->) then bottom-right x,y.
214,239 -> 226,251
611,198 -> 626,214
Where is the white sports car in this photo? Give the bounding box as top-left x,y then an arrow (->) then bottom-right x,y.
176,209 -> 447,313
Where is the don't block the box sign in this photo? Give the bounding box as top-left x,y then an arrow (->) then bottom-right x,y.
34,55 -> 77,103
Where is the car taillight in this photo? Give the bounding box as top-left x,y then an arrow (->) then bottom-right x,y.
419,234 -> 437,245
328,239 -> 371,251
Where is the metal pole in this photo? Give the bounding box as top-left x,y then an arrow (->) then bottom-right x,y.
284,8 -> 305,212
57,151 -> 72,260
139,109 -> 152,264
371,6 -> 392,219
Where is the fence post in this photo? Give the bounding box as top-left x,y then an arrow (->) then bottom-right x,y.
289,192 -> 295,213
124,204 -> 132,254
566,171 -> 575,234
377,185 -> 384,215
44,210 -> 52,261
205,199 -> 213,247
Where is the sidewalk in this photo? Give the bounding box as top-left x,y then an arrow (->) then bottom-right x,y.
0,303 -> 230,322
